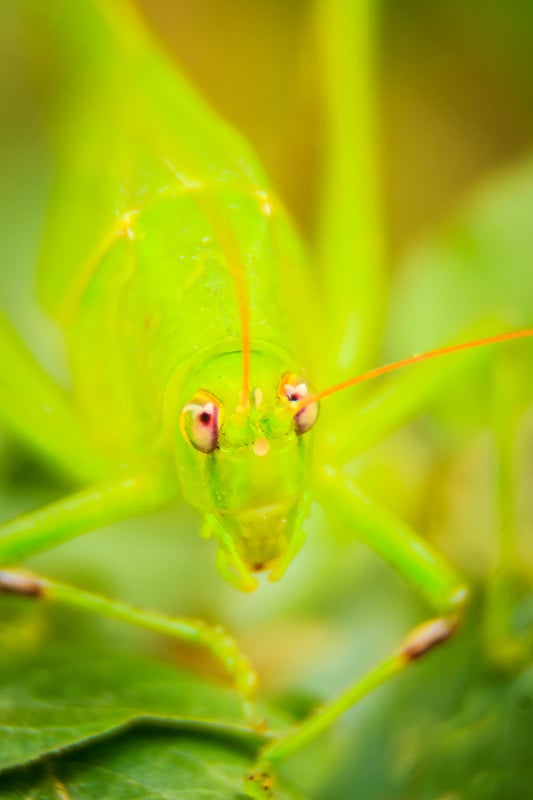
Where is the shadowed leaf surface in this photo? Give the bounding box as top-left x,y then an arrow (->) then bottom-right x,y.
0,728 -> 305,799
0,603 -> 291,778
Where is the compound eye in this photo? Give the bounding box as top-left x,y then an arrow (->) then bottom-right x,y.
180,392 -> 221,453
279,373 -> 319,434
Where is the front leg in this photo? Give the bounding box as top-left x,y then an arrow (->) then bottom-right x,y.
0,310 -> 107,481
0,472 -> 174,565
0,568 -> 256,698
245,466 -> 468,797
0,472 -> 257,699
316,466 -> 468,613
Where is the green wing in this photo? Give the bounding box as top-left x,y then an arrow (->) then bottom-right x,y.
31,0 -> 268,320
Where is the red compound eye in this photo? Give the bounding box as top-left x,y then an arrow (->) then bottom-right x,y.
180,392 -> 221,453
279,373 -> 319,435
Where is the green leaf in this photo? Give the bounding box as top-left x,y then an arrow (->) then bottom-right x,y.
0,728 -> 305,799
0,603 -> 288,776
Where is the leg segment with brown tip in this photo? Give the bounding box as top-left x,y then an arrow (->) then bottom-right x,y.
0,476 -> 257,699
0,569 -> 46,598
246,614 -> 460,793
402,616 -> 459,662
0,566 -> 257,698
244,468 -> 469,795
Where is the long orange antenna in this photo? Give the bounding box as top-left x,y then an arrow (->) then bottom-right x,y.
232,265 -> 251,405
299,328 -> 533,408
215,226 -> 251,405
185,184 -> 251,406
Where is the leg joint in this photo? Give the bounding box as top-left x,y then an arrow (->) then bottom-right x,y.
400,616 -> 459,662
0,569 -> 46,598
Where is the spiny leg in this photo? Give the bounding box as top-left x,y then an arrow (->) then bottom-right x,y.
0,472 -> 256,699
245,466 -> 468,796
0,568 -> 256,698
0,311 -> 107,482
0,473 -> 173,565
246,618 -> 456,797
315,467 -> 468,612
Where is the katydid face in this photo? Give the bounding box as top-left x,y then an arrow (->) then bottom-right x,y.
176,352 -> 318,591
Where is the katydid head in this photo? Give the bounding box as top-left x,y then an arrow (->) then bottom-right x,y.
175,328 -> 533,592
176,352 -> 319,592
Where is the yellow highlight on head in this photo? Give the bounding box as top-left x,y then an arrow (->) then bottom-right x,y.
253,438 -> 269,457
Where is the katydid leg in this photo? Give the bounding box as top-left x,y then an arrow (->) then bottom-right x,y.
0,312 -> 107,481
0,472 -> 256,696
244,466 -> 468,794
246,617 -> 456,797
315,465 -> 468,612
0,567 -> 256,697
0,473 -> 174,565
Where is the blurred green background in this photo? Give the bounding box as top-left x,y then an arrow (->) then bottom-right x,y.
1,2 -> 533,799
136,0 -> 533,254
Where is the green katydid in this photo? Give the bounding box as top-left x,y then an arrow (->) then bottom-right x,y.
1,0 -> 532,796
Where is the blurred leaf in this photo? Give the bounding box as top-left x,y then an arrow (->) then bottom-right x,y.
386,157 -> 533,350
0,728 -> 306,800
0,604 -> 290,776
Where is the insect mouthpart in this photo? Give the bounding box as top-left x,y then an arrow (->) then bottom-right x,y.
252,438 -> 269,457
212,502 -> 306,592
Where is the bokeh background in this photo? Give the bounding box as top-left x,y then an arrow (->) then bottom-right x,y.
1,2 -> 533,798
136,0 -> 533,254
